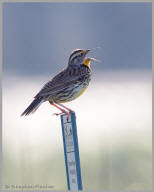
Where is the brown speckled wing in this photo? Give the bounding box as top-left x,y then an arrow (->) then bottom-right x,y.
34,66 -> 88,99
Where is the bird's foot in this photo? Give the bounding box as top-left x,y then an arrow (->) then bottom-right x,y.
52,112 -> 62,116
52,109 -> 67,116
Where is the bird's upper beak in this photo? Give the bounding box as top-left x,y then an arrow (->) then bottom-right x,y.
86,47 -> 101,52
83,47 -> 101,55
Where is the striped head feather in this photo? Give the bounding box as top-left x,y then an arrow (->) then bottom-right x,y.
68,49 -> 89,66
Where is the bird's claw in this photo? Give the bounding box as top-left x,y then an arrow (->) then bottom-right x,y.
52,111 -> 67,116
66,110 -> 74,121
52,108 -> 74,121
52,113 -> 61,116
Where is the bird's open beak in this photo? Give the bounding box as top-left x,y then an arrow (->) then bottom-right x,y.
84,47 -> 101,63
85,47 -> 102,63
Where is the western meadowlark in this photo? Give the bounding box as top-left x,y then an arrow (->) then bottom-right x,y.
21,48 -> 100,118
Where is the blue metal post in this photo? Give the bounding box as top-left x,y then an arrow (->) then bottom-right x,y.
60,112 -> 83,190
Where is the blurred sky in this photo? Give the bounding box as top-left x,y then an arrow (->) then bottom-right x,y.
3,2 -> 152,76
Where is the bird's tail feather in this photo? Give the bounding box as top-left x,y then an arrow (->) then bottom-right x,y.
21,97 -> 44,116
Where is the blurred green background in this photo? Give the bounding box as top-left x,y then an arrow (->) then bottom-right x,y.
2,2 -> 152,190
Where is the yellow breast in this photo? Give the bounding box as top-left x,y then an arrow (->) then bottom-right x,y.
75,87 -> 87,99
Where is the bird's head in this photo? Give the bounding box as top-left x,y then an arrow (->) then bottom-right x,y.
68,48 -> 101,67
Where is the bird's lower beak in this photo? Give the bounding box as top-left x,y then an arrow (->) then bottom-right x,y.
88,57 -> 101,63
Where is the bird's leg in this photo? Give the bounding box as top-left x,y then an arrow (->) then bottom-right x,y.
56,103 -> 74,121
57,103 -> 74,113
50,103 -> 67,116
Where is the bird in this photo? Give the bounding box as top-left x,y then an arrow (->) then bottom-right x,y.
21,48 -> 101,119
